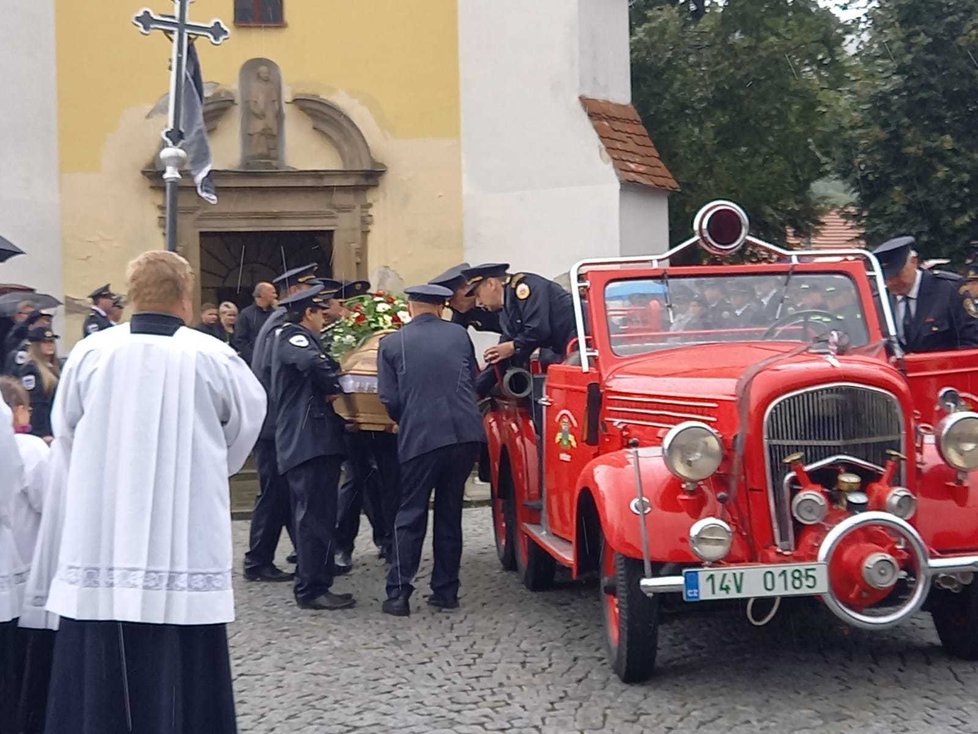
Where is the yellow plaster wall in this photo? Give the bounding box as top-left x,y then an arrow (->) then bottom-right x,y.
55,0 -> 462,344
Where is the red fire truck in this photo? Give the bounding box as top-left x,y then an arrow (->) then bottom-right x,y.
485,200 -> 978,682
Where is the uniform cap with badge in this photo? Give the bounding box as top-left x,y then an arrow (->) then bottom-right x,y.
463,263 -> 510,296
273,263 -> 319,288
89,284 -> 115,302
27,327 -> 59,342
428,263 -> 471,292
335,279 -> 371,300
871,236 -> 915,279
277,281 -> 337,312
404,284 -> 453,304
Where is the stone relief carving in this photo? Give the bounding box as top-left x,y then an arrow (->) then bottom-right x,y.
240,59 -> 283,168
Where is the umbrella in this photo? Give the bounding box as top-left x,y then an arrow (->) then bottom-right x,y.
0,235 -> 24,263
0,291 -> 62,317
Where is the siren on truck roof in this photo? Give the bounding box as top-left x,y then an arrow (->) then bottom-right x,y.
693,200 -> 750,256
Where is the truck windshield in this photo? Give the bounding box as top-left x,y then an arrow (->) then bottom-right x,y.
604,273 -> 869,356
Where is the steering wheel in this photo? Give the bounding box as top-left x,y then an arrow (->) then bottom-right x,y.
762,309 -> 838,341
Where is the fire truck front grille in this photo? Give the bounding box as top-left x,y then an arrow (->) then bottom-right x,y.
764,383 -> 903,550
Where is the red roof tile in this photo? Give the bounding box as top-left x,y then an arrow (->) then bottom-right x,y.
580,96 -> 679,192
786,208 -> 864,250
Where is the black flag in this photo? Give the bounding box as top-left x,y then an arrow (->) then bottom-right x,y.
182,42 -> 217,204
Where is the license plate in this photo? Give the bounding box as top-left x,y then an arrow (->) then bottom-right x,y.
683,563 -> 828,602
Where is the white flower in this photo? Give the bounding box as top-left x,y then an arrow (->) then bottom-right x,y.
397,310 -> 411,323
380,315 -> 393,328
342,334 -> 356,345
376,303 -> 391,313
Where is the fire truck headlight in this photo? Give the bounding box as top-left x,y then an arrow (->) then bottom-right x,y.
885,487 -> 916,519
938,412 -> 978,472
689,518 -> 732,562
663,421 -> 723,482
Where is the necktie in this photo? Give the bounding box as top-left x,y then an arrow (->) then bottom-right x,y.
901,296 -> 913,342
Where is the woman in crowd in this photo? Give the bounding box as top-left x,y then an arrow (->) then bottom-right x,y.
16,327 -> 60,442
218,301 -> 239,344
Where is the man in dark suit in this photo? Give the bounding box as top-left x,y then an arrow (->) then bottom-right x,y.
81,284 -> 115,338
234,281 -> 277,364
429,263 -> 502,334
873,236 -> 978,352
243,264 -> 330,582
272,282 -> 354,610
378,284 -> 486,617
463,263 -> 575,396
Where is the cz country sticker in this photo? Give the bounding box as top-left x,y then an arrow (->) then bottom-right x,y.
554,409 -> 578,449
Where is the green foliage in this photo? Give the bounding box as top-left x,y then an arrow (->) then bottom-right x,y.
631,0 -> 849,247
838,0 -> 978,260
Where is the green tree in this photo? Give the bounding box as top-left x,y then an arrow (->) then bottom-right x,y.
631,1 -> 848,247
839,0 -> 978,259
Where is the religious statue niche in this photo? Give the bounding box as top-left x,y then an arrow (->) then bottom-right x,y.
240,58 -> 283,168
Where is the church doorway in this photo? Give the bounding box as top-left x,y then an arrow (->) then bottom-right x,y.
198,230 -> 334,309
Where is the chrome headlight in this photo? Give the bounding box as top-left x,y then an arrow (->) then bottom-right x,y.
791,490 -> 828,525
663,421 -> 724,482
885,487 -> 916,519
689,517 -> 733,562
938,412 -> 978,472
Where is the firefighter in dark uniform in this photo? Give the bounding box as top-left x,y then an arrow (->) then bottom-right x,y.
3,310 -> 50,375
429,263 -> 503,334
17,326 -> 60,440
462,263 -> 576,396
378,284 -> 486,617
243,263 -> 329,582
81,284 -> 116,338
333,277 -> 402,570
873,236 -> 978,352
272,282 -> 355,610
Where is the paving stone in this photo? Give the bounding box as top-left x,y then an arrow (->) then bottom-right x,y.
229,509 -> 978,733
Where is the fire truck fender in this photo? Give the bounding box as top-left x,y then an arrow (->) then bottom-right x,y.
575,449 -> 710,564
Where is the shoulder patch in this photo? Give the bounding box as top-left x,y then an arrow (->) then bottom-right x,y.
289,334 -> 310,348
964,298 -> 978,319
86,323 -> 99,334
14,351 -> 26,366
21,375 -> 35,391
516,282 -> 531,300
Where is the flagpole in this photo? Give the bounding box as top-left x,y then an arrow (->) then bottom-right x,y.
160,146 -> 186,252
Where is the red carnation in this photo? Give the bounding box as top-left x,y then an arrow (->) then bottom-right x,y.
355,313 -> 367,324
386,295 -> 396,304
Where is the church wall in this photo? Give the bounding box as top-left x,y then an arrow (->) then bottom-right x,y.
619,185 -> 670,258
1,0 -> 64,334
577,0 -> 632,104
55,0 -> 462,344
458,0 -> 625,278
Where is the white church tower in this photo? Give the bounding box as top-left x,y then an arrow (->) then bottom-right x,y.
458,0 -> 676,277
0,0 -> 63,318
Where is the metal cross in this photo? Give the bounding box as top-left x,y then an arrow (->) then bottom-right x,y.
133,1 -> 229,251
133,1 -> 229,146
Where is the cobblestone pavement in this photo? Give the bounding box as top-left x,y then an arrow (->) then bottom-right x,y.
229,510 -> 978,733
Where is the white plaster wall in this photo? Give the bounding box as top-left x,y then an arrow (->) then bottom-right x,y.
619,185 -> 670,257
0,0 -> 63,326
578,0 -> 631,103
458,0 -> 623,277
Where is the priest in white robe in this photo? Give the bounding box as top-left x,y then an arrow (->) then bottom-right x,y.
38,251 -> 265,734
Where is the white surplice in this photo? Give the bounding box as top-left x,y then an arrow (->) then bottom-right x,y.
40,322 -> 265,626
0,399 -> 27,622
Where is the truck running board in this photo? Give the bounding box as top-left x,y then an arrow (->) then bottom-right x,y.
521,523 -> 574,566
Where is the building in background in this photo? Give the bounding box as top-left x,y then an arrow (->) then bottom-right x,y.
6,0 -> 674,344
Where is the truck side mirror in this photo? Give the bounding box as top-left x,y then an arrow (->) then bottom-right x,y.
584,382 -> 602,445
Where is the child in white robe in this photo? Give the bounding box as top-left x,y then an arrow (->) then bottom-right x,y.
0,376 -> 53,734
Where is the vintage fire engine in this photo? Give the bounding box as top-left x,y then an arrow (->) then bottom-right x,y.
485,200 -> 978,682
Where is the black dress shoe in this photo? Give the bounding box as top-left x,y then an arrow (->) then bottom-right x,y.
425,595 -> 459,610
297,592 -> 356,610
382,597 -> 410,617
335,551 -> 353,570
334,563 -> 351,577
244,565 -> 294,582
286,552 -> 298,564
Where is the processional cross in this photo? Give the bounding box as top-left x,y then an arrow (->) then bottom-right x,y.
133,1 -> 229,251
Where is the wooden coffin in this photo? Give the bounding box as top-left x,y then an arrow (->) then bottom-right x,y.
334,329 -> 398,432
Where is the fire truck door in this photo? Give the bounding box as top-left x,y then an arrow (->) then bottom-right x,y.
904,348 -> 978,427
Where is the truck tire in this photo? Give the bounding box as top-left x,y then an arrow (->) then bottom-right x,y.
601,535 -> 659,683
932,581 -> 978,660
517,531 -> 556,591
492,482 -> 516,571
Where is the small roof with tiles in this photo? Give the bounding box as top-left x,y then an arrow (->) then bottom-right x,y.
580,96 -> 679,192
786,208 -> 864,250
